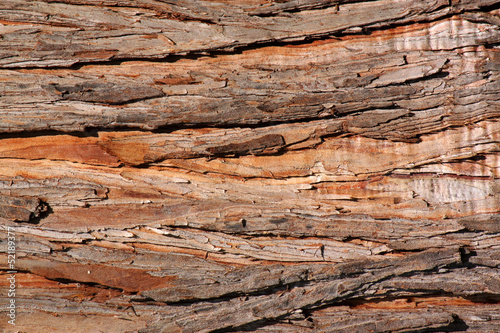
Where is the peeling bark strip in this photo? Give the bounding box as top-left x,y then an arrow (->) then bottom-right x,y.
48,82 -> 164,104
0,0 -> 500,332
0,9 -> 499,134
0,0 -> 498,68
206,134 -> 285,157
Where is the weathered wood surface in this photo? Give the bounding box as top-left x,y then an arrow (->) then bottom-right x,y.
0,0 -> 499,332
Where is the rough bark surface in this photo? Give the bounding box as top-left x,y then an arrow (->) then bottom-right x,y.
0,0 -> 499,332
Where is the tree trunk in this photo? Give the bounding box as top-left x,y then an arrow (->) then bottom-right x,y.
0,0 -> 499,332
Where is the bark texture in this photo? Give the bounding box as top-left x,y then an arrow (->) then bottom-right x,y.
0,0 -> 499,332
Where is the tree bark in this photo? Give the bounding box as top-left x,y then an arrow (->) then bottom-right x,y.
0,0 -> 499,332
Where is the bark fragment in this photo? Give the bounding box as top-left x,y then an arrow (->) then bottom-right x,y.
0,194 -> 48,222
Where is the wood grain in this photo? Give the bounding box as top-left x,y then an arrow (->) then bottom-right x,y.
0,0 -> 499,332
